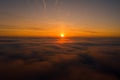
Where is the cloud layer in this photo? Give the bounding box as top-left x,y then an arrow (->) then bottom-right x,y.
0,37 -> 120,80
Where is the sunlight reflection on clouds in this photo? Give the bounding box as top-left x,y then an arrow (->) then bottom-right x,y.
0,37 -> 120,80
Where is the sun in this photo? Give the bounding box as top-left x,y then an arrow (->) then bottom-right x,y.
60,33 -> 64,38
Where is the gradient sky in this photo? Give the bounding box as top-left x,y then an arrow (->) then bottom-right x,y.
0,0 -> 120,37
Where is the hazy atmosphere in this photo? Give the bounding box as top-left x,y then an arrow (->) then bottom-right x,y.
0,0 -> 120,80
0,0 -> 120,37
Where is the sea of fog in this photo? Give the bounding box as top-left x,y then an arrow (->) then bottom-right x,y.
0,37 -> 120,80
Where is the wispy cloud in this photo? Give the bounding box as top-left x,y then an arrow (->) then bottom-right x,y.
0,24 -> 46,30
42,0 -> 47,11
82,30 -> 99,33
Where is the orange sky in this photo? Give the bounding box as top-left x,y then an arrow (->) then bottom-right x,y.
0,0 -> 120,37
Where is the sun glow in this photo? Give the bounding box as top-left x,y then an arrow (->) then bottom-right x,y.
60,33 -> 64,38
